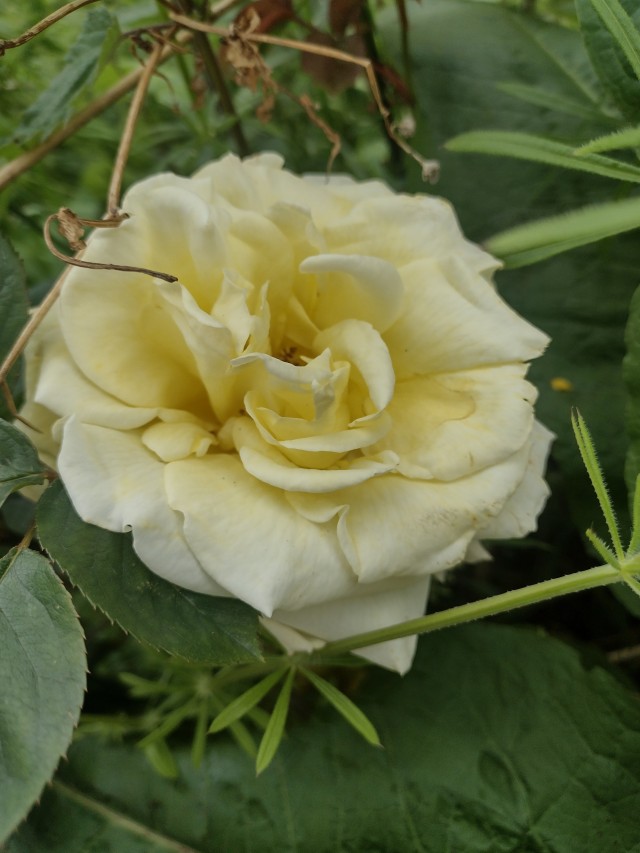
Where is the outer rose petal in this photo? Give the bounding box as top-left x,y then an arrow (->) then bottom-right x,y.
58,419 -> 224,595
268,575 -> 432,674
164,454 -> 358,614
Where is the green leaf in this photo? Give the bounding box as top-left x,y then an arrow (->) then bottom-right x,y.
588,0 -> 640,82
9,625 -> 640,851
446,130 -> 640,182
496,81 -> 618,124
0,548 -> 86,844
9,8 -> 120,146
255,668 -> 295,775
300,667 -> 381,747
37,480 -> 261,666
209,668 -> 287,734
485,195 -> 640,267
575,124 -> 640,154
0,420 -> 47,508
576,0 -> 640,118
0,234 -> 29,420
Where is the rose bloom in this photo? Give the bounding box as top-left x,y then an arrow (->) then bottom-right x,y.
21,153 -> 552,673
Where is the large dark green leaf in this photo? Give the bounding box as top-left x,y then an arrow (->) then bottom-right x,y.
37,481 -> 261,666
576,0 -> 640,118
0,233 -> 28,420
0,420 -> 46,508
382,0 -> 637,529
8,624 -> 640,851
0,548 -> 86,844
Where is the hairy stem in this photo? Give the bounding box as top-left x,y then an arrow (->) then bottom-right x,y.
317,564 -> 622,657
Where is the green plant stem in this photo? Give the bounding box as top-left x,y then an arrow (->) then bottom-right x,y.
317,564 -> 621,657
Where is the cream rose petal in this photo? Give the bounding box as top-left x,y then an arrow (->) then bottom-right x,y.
373,365 -> 537,481
269,575 -> 432,674
164,454 -> 357,614
385,258 -> 549,378
58,418 -> 224,595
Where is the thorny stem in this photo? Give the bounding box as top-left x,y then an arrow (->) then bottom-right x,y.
107,40 -> 166,215
316,564 -> 622,657
168,12 -> 439,180
0,0 -> 102,54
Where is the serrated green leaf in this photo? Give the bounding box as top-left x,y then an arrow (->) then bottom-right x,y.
37,480 -> 261,666
575,124 -> 640,154
301,667 -> 381,747
588,0 -> 640,81
10,8 -> 120,147
209,668 -> 287,734
10,625 -> 640,851
486,195 -> 640,265
446,130 -> 640,182
0,548 -> 86,844
255,668 -> 295,775
0,234 -> 29,420
0,420 -> 47,508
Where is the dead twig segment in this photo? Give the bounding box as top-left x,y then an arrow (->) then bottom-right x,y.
44,211 -> 178,283
169,10 -> 439,180
0,0 -> 102,55
107,40 -> 165,215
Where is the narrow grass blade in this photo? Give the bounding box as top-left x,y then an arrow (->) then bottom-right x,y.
572,410 -> 624,561
141,739 -> 178,779
256,668 -> 295,775
209,668 -> 287,734
586,529 -> 621,569
301,668 -> 381,747
590,0 -> 640,81
486,195 -> 640,266
190,703 -> 209,768
496,82 -> 617,124
625,575 -> 640,597
445,130 -> 640,182
628,475 -> 640,556
575,125 -> 640,155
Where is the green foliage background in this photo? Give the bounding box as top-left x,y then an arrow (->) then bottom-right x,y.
3,0 -> 640,849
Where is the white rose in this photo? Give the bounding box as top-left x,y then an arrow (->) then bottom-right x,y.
21,153 -> 552,673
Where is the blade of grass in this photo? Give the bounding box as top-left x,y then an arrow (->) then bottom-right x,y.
301,668 -> 381,747
575,125 -> 640,155
572,410 -> 624,561
589,0 -> 640,82
445,130 -> 640,182
209,668 -> 287,734
256,668 -> 295,776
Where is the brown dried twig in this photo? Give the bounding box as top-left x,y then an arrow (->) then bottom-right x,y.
0,37 -> 179,417
107,39 -> 165,215
43,210 -> 178,283
0,0 -> 103,55
168,10 -> 439,180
